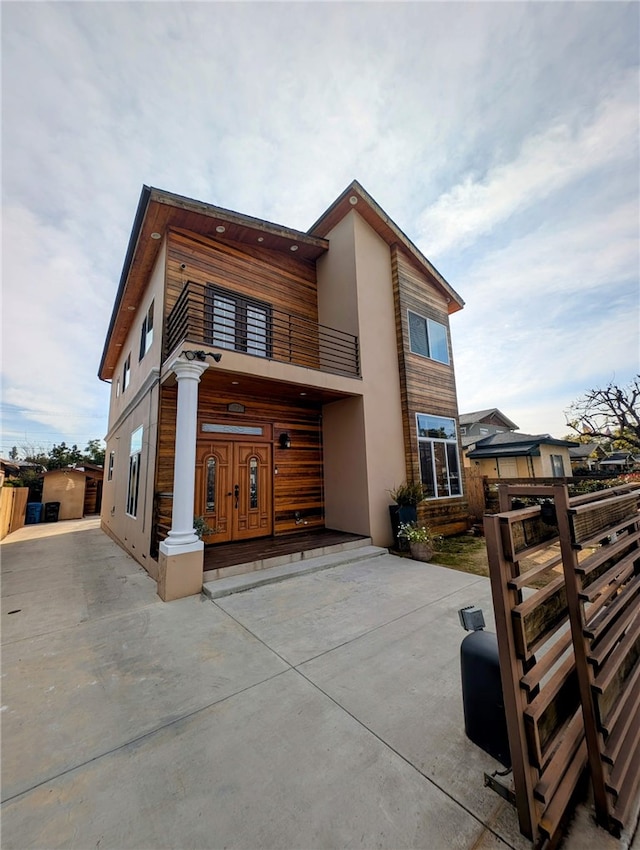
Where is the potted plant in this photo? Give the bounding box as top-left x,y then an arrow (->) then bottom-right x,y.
399,522 -> 435,562
388,481 -> 425,550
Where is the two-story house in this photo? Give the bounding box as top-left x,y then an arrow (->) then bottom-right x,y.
459,408 -> 519,468
99,181 -> 467,600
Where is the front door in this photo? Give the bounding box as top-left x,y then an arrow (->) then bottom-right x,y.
196,440 -> 272,544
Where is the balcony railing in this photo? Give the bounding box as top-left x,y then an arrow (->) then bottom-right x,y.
166,281 -> 360,377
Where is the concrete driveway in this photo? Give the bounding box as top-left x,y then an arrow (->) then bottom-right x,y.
1,519 -> 635,849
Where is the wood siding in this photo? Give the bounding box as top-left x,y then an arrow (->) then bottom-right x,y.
165,229 -> 319,335
154,378 -> 325,550
391,245 -> 468,534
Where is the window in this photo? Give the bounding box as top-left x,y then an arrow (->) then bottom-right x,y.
249,457 -> 259,509
126,426 -> 143,517
205,457 -> 216,512
123,353 -> 131,392
550,454 -> 565,477
108,451 -> 115,481
139,301 -> 154,360
207,285 -> 271,357
408,310 -> 450,364
416,413 -> 462,499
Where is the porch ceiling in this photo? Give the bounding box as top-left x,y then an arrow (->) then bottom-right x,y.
99,187 -> 329,382
162,364 -> 358,406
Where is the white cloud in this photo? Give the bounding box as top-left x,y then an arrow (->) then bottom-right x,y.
1,1 -> 638,450
417,69 -> 639,257
1,206 -> 111,443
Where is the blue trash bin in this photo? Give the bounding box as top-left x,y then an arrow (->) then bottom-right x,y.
26,502 -> 43,524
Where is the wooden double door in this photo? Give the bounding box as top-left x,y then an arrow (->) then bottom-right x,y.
195,439 -> 272,544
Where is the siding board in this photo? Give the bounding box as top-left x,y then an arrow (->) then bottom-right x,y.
154,380 -> 325,549
392,245 -> 468,533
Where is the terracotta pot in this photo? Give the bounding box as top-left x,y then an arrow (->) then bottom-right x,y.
409,541 -> 434,562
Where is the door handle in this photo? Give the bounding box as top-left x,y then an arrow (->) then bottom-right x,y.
234,484 -> 239,508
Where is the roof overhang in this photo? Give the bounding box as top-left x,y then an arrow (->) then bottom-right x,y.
308,180 -> 464,315
467,445 -> 541,459
98,187 -> 329,381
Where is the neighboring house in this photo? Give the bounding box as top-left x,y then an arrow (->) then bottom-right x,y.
41,465 -> 104,520
98,181 -> 467,599
459,409 -> 519,468
599,451 -> 637,472
0,458 -> 21,487
568,442 -> 607,472
466,432 -> 578,478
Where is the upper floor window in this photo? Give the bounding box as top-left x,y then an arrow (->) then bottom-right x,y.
408,310 -> 449,365
139,301 -> 154,361
123,354 -> 131,392
206,285 -> 271,358
107,450 -> 115,481
416,413 -> 462,499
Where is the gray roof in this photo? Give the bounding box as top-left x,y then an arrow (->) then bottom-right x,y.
600,452 -> 635,465
569,442 -> 600,458
467,431 -> 579,459
459,409 -> 519,429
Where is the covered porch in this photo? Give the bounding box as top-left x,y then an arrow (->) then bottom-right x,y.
203,527 -> 370,582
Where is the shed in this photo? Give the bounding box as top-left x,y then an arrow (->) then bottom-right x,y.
41,467 -> 104,520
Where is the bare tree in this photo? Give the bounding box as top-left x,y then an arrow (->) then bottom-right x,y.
565,375 -> 640,452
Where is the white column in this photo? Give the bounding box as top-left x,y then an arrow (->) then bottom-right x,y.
160,357 -> 209,553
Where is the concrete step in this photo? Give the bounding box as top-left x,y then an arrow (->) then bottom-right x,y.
202,544 -> 388,600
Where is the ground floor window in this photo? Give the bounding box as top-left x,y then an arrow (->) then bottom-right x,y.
416,413 -> 462,498
126,426 -> 143,517
550,454 -> 565,477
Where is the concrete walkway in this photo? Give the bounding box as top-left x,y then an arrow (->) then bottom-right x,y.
1,519 -> 637,849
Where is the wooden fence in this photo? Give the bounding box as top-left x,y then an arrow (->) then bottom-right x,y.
465,468 -> 627,524
485,482 -> 639,848
0,487 -> 29,540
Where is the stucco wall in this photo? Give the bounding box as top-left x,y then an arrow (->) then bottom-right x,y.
102,245 -> 166,579
317,211 -> 406,546
469,447 -> 572,479
107,241 -> 166,429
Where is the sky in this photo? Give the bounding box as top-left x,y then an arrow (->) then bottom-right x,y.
2,1 -> 639,458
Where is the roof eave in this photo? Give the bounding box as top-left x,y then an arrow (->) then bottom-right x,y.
98,185 -> 152,381
308,180 -> 465,315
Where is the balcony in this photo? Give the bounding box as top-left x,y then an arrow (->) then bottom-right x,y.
166,281 -> 360,377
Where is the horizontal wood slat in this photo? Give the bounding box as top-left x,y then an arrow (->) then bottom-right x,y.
513,576 -> 567,660
154,381 -> 327,549
569,493 -> 640,547
485,483 -> 640,846
524,657 -> 579,767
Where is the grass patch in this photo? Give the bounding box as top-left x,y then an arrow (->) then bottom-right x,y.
430,534 -> 489,577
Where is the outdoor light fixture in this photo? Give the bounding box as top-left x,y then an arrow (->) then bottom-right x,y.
182,350 -> 223,363
278,432 -> 291,449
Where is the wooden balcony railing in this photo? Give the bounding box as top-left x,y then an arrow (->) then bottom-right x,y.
166,281 -> 360,377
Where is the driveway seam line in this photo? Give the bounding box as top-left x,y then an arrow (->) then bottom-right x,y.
0,666 -> 291,805
210,595 -> 518,850
293,664 -> 518,850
